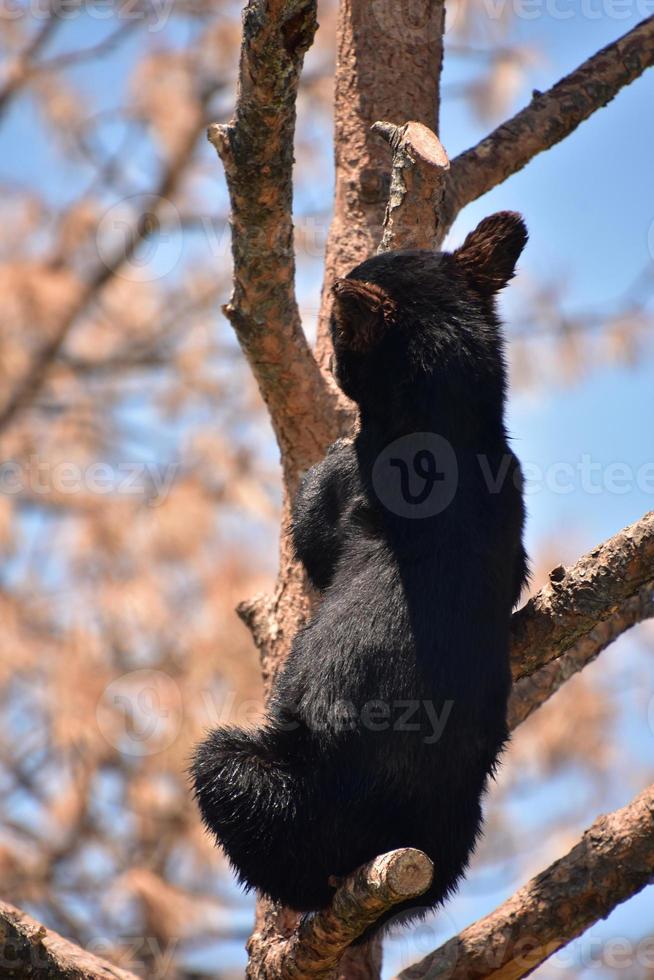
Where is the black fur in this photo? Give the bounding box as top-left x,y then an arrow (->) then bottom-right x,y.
192,212 -> 529,938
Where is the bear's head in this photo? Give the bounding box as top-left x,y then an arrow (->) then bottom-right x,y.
330,211 -> 527,438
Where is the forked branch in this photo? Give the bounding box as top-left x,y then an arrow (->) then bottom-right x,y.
247,849 -> 433,979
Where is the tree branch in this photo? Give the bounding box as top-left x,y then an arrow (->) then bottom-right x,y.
0,898 -> 139,979
208,0 -> 342,486
240,516 -> 654,976
0,11 -> 61,123
234,16 -> 654,976
365,127 -> 654,720
395,782 -> 654,980
0,84 -> 221,437
510,511 -> 654,682
509,580 -> 654,729
372,121 -> 449,253
442,16 -> 654,239
247,849 -> 433,980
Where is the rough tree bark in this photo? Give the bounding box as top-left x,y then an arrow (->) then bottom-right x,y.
315,0 -> 446,367
2,5 -> 654,979
247,850 -> 433,979
509,580 -> 654,729
395,783 -> 654,980
0,899 -> 139,980
207,5 -> 654,979
206,0 -> 340,484
510,511 -> 654,681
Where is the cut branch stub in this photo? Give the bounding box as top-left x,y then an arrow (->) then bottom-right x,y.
373,121 -> 450,253
248,848 -> 433,980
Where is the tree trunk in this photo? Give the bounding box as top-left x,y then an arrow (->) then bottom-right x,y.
247,5 -> 446,977
316,0 -> 446,366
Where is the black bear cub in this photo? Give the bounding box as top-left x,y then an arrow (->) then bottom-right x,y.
192,211 -> 529,937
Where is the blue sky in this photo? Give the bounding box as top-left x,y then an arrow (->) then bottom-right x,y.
390,15 -> 654,975
2,5 -> 654,977
441,12 -> 654,557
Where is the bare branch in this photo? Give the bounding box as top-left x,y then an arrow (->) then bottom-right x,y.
443,17 -> 654,236
509,581 -> 654,729
373,121 -> 449,253
247,849 -> 433,980
0,11 -> 61,122
0,90 -> 214,435
395,783 -> 654,980
0,898 -> 139,979
29,21 -> 141,76
510,511 -> 654,682
208,0 -> 343,484
244,523 -> 654,977
228,14 -> 654,980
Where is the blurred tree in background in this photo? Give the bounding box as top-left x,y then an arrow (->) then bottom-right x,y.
0,2 -> 653,978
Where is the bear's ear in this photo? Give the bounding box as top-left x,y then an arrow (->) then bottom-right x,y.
453,211 -> 528,296
331,278 -> 397,353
